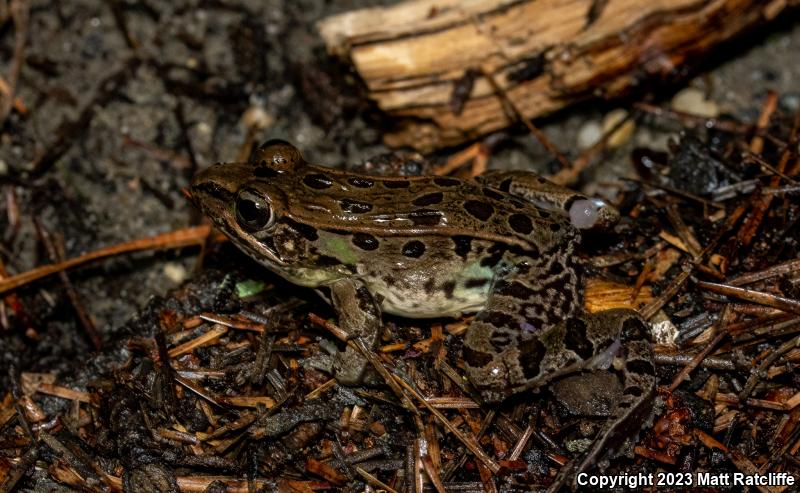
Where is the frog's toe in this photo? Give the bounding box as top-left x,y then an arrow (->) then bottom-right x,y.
463,356 -> 510,402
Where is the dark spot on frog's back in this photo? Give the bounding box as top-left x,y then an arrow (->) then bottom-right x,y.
480,245 -> 505,267
433,177 -> 460,187
508,214 -> 533,235
621,317 -> 648,341
452,235 -> 472,259
490,332 -> 514,351
352,233 -> 379,251
317,254 -> 348,268
412,192 -> 444,206
339,198 -> 373,214
464,200 -> 494,221
303,173 -> 334,189
409,209 -> 443,226
347,177 -> 374,188
382,179 -> 410,189
401,240 -> 426,258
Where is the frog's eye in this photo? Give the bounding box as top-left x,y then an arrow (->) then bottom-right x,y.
235,190 -> 273,231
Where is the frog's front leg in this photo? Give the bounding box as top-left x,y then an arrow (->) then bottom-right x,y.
327,278 -> 382,386
477,170 -> 620,230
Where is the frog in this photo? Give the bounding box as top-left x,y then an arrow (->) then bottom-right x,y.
190,140 -> 656,485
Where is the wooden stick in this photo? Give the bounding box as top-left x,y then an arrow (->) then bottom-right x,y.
318,0 -> 798,150
0,225 -> 211,296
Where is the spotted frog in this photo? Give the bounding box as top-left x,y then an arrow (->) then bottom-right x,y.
191,140 -> 655,480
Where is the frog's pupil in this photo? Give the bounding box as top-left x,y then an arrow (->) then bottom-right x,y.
237,197 -> 270,229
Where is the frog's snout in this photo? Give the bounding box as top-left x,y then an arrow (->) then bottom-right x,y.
189,164 -> 237,212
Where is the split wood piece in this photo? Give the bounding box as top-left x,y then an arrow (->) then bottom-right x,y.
318,0 -> 797,151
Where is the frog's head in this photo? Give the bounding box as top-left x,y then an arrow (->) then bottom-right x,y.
190,141 -> 343,286
191,157 -> 290,265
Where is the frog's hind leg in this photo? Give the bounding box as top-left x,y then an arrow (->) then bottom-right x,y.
463,250 -> 584,402
578,310 -> 655,465
477,170 -> 620,230
550,310 -> 656,492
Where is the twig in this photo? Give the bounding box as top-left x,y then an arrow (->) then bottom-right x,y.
737,103 -> 798,248
552,109 -> 635,186
0,0 -> 29,125
669,306 -> 732,392
749,91 -> 778,154
738,334 -> 800,402
0,225 -> 211,296
392,375 -> 501,474
33,218 -> 102,350
727,258 -> 800,287
634,102 -> 748,134
742,152 -> 798,185
695,281 -> 800,316
480,67 -> 572,172
0,444 -> 38,493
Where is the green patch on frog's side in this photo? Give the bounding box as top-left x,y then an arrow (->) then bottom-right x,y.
321,237 -> 359,265
236,279 -> 267,298
460,261 -> 494,280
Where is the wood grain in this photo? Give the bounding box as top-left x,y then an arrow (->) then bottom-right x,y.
318,0 -> 797,150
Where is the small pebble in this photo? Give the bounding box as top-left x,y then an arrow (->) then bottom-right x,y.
670,87 -> 720,118
196,122 -> 212,137
778,92 -> 800,113
163,262 -> 188,284
650,311 -> 679,346
242,106 -> 274,130
576,120 -> 602,150
601,109 -> 636,148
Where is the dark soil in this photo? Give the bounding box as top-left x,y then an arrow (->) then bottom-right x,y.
1,1 -> 799,492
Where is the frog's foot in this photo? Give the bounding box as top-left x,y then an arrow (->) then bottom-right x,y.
477,170 -> 620,230
328,279 -> 382,386
548,311 -> 656,492
466,307 -> 655,489
574,336 -> 655,475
